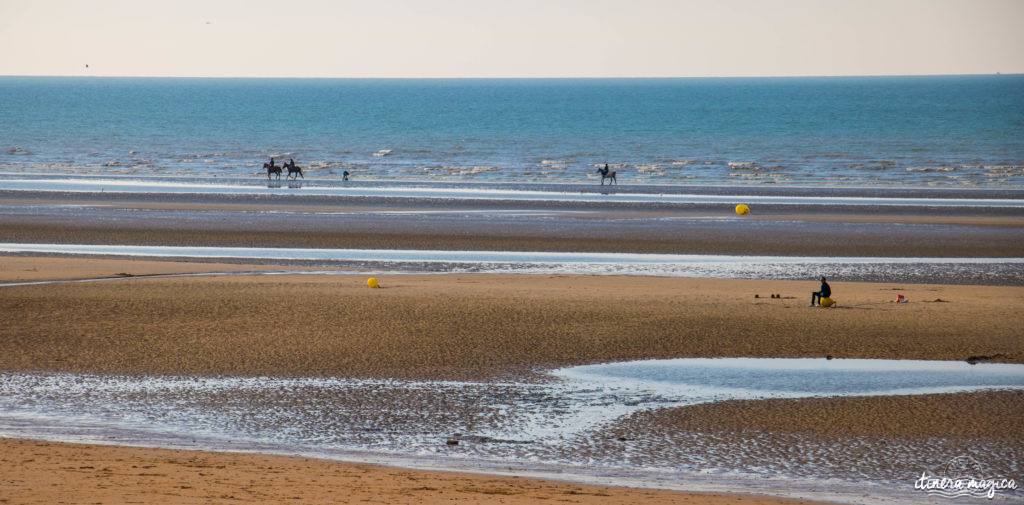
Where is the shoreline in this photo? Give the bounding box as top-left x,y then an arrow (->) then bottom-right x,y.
4,172 -> 1024,196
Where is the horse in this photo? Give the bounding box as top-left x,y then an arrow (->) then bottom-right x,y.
264,162 -> 282,180
285,161 -> 304,179
598,167 -> 617,185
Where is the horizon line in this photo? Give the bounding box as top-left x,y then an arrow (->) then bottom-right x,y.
1,72 -> 1020,80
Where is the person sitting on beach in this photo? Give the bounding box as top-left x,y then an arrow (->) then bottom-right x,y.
810,276 -> 831,306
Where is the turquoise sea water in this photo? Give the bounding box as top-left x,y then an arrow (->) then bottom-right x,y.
2,75 -> 1022,186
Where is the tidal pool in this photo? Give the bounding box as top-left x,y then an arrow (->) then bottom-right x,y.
1,358 -> 1021,504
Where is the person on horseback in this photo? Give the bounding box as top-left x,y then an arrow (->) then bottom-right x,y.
597,163 -> 616,185
285,158 -> 303,179
264,157 -> 282,180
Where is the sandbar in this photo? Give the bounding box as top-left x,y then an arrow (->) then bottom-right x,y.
2,257 -> 1021,380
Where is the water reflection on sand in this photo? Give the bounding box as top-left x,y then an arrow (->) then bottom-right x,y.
1,243 -> 1022,285
1,359 -> 1022,503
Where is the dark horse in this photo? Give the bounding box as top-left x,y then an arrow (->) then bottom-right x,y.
264,161 -> 282,180
285,159 -> 304,179
598,165 -> 617,185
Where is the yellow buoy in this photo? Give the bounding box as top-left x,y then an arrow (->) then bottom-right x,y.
820,297 -> 835,307
366,277 -> 380,288
735,204 -> 750,215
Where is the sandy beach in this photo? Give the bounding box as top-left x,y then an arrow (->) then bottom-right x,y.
0,438 -> 837,505
3,257 -> 1022,380
2,185 -> 1023,504
3,256 -> 1023,503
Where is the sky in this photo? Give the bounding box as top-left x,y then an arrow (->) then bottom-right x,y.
1,0 -> 1022,78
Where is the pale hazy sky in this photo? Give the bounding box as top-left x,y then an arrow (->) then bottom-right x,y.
1,0 -> 1022,78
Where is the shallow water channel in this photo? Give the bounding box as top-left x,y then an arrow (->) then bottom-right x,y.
2,242 -> 1023,284
2,358 -> 1021,503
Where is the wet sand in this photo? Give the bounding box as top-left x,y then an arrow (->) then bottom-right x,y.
602,390 -> 1024,487
614,389 -> 1024,440
0,438 -> 833,505
0,256 -> 284,283
3,192 -> 1023,258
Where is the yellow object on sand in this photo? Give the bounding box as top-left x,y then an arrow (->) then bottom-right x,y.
735,204 -> 750,215
820,297 -> 835,307
366,278 -> 380,288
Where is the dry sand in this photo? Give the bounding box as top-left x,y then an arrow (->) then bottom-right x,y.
0,438 -> 831,505
2,256 -> 1021,380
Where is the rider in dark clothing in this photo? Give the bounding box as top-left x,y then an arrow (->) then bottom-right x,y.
810,276 -> 831,306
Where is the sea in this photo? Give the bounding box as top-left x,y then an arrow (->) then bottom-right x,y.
2,74 -> 1023,187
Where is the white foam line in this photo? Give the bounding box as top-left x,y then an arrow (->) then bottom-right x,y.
1,243 -> 1021,265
